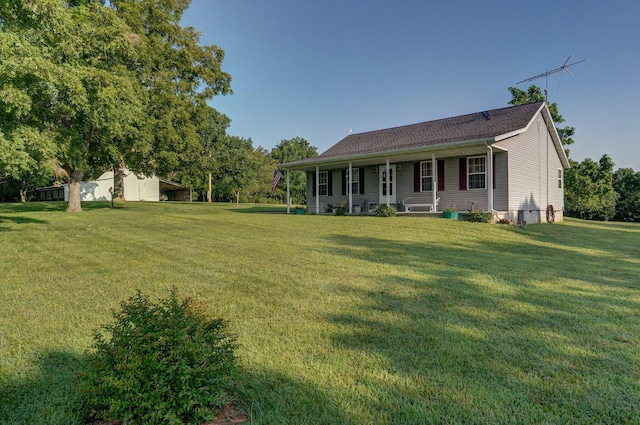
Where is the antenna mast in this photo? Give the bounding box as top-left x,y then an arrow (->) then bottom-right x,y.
517,55 -> 585,101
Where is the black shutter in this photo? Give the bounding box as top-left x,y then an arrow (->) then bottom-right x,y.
437,160 -> 445,191
414,162 -> 420,192
341,169 -> 347,195
459,158 -> 467,191
359,168 -> 365,194
328,170 -> 333,196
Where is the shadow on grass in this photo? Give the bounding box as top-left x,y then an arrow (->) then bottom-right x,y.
0,351 -> 85,425
0,215 -> 48,225
0,351 -> 348,425
322,230 -> 640,423
225,205 -> 288,214
502,218 -> 640,264
0,201 -> 117,214
238,369 -> 350,425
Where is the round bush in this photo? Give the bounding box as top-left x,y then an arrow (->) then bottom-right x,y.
375,205 -> 397,217
78,289 -> 238,424
465,210 -> 494,223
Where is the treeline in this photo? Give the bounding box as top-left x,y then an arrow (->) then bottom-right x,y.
0,0 -> 316,210
565,155 -> 640,222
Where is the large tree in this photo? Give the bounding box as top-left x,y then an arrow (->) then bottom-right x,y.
168,106 -> 231,201
613,167 -> 640,222
565,154 -> 617,221
212,135 -> 265,205
1,0 -> 147,212
270,137 -> 318,204
107,0 -> 232,199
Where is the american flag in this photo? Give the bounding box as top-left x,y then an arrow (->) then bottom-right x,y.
271,168 -> 282,195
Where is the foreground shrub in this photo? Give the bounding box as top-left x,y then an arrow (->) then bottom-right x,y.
465,210 -> 494,223
375,205 -> 397,217
78,289 -> 238,425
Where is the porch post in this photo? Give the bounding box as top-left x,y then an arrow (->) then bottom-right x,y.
286,170 -> 290,214
432,153 -> 437,212
385,158 -> 390,207
315,165 -> 320,214
348,162 -> 353,214
487,148 -> 494,212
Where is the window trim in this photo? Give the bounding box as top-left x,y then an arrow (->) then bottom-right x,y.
467,156 -> 486,190
318,170 -> 328,196
558,168 -> 563,189
420,160 -> 433,192
349,168 -> 360,195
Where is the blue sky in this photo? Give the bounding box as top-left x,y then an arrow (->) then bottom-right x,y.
182,0 -> 640,170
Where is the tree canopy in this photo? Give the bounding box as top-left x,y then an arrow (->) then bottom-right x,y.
270,137 -> 318,204
565,155 -> 617,221
0,0 -> 232,211
613,167 -> 640,222
1,1 -> 149,211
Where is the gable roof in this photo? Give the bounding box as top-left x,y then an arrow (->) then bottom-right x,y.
280,101 -> 568,169
321,101 -> 544,159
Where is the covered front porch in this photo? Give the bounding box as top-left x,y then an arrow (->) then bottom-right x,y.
279,142 -> 503,215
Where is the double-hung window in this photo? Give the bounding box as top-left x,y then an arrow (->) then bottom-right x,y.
349,168 -> 360,195
420,161 -> 433,191
558,169 -> 563,189
318,171 -> 328,196
467,156 -> 486,189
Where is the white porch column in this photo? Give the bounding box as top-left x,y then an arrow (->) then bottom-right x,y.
348,162 -> 353,214
487,147 -> 494,212
315,165 -> 320,214
432,153 -> 437,212
385,158 -> 390,207
286,170 -> 290,214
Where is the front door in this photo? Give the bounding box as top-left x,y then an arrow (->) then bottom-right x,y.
379,164 -> 396,205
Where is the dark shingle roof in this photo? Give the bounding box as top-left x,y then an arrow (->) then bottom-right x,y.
316,101 -> 543,160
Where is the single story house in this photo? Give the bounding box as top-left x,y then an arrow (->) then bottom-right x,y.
278,101 -> 569,223
37,168 -> 191,202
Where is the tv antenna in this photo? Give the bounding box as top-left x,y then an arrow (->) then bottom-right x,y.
517,55 -> 585,101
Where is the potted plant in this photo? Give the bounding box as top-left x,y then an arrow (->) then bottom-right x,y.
443,206 -> 458,220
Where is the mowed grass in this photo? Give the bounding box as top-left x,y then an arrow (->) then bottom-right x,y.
1,201 -> 639,424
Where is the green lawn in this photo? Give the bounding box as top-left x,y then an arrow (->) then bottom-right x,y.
1,202 -> 639,424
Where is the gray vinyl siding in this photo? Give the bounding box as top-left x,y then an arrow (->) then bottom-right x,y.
494,152 -> 508,211
494,111 -> 564,212
400,157 -> 494,212
395,162 -> 414,202
547,147 -> 565,211
307,167 -> 377,208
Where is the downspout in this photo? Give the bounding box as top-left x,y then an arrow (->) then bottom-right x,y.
315,165 -> 320,214
485,142 -> 498,216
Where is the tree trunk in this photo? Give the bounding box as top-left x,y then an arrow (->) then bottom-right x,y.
66,169 -> 83,213
20,180 -> 30,202
114,158 -> 125,201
